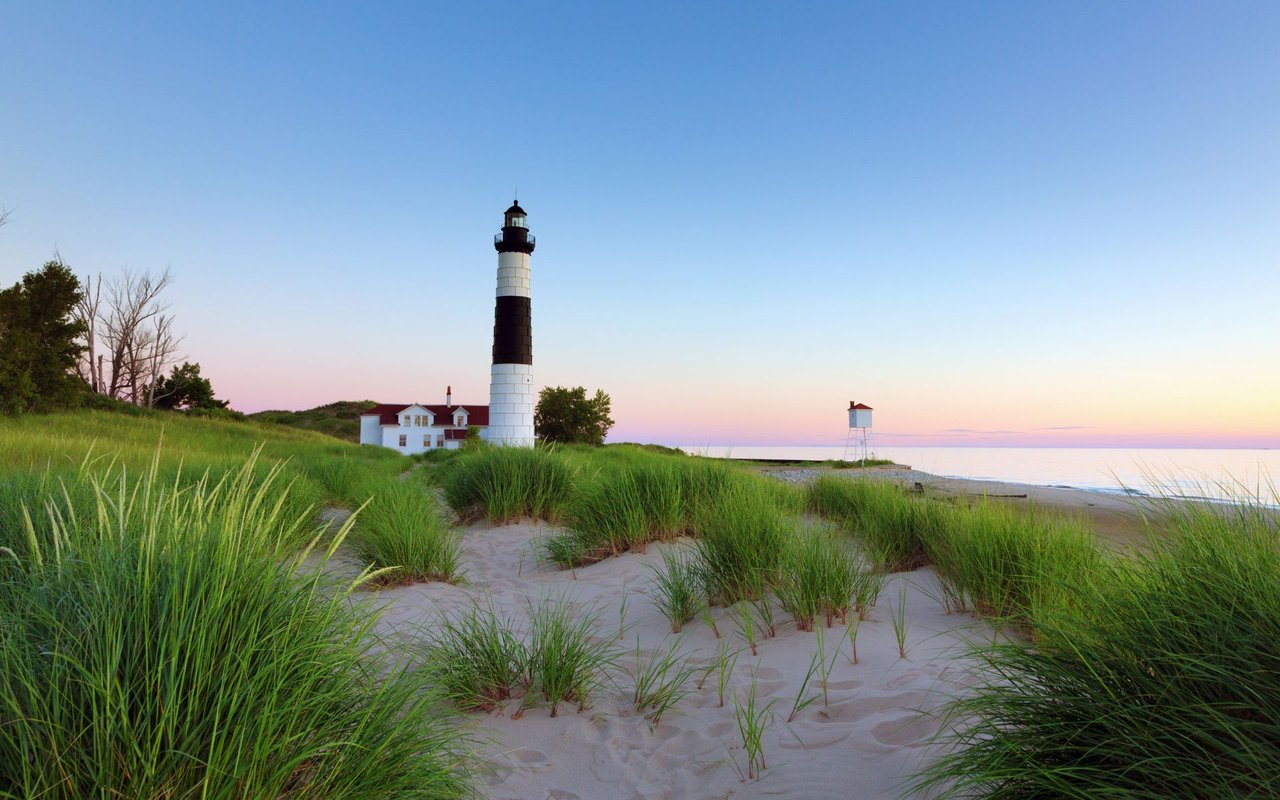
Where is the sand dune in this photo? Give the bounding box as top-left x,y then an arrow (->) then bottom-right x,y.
369,519 -> 991,799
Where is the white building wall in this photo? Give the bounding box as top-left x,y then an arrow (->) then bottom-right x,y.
359,415 -> 382,445
849,409 -> 873,429
381,424 -> 453,455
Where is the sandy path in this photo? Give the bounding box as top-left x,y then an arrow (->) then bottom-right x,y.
368,520 -> 989,800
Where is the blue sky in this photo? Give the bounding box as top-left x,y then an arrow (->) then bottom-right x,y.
2,2 -> 1277,446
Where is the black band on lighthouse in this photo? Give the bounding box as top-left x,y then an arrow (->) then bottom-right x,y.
492,295 -> 533,365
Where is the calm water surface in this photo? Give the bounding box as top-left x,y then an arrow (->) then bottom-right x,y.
681,446 -> 1280,503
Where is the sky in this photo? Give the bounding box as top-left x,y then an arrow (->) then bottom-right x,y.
2,2 -> 1277,448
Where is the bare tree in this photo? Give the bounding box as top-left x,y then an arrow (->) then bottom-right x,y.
76,267 -> 184,405
75,271 -> 104,393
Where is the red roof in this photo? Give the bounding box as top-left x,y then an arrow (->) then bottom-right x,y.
848,402 -> 873,410
364,403 -> 489,426
444,429 -> 469,440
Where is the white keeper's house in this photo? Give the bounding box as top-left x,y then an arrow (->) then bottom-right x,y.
358,386 -> 489,454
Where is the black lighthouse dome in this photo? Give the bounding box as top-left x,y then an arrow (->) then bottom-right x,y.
495,199 -> 535,254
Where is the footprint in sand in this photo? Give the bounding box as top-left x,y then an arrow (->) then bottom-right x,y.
823,678 -> 861,691
870,712 -> 938,747
512,748 -> 547,765
884,665 -> 941,689
816,691 -> 926,724
779,726 -> 851,750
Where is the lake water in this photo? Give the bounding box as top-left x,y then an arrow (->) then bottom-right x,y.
680,445 -> 1280,503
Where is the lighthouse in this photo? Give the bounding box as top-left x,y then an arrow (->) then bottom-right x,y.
486,199 -> 536,446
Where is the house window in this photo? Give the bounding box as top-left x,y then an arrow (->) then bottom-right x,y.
436,435 -> 444,448
398,434 -> 407,447
402,416 -> 408,426
456,416 -> 463,427
423,434 -> 430,447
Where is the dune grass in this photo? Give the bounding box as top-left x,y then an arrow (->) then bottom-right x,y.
524,595 -> 620,717
442,445 -> 575,524
648,545 -> 706,632
808,475 -> 941,572
915,484 -> 1280,799
924,499 -> 1103,620
632,635 -> 696,729
541,452 -> 754,567
344,475 -> 464,586
0,452 -> 470,798
774,527 -> 867,630
419,601 -> 528,712
695,479 -> 791,605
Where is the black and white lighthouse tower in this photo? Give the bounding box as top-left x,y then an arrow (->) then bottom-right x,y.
487,199 -> 536,446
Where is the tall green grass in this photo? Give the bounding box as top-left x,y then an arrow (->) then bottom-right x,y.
543,454 -> 752,567
525,596 -> 620,717
925,499 -> 1102,620
915,486 -> 1280,798
808,475 -> 941,572
0,453 -> 470,798
696,480 -> 790,604
648,545 -> 705,632
442,446 -> 575,523
774,528 -> 867,630
420,602 -> 528,712
347,477 -> 464,586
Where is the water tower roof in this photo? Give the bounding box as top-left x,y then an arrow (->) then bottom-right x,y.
849,402 -> 873,410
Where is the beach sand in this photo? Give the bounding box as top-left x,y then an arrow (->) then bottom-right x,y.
363,524 -> 987,798
347,470 -> 1136,799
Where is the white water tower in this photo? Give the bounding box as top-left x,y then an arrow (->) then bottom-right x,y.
844,401 -> 874,462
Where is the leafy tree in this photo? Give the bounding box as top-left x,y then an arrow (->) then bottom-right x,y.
0,261 -> 87,414
151,361 -> 229,412
462,425 -> 486,452
534,386 -> 614,446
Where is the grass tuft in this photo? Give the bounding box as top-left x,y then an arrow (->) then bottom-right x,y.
0,452 -> 470,798
647,545 -> 706,632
